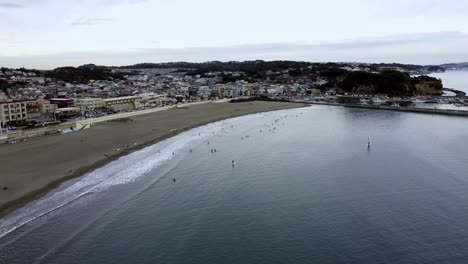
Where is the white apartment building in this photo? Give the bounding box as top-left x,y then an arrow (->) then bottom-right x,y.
140,93 -> 171,106
0,101 -> 28,125
41,103 -> 57,114
77,98 -> 104,111
102,96 -> 141,112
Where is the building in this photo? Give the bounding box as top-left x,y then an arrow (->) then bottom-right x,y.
36,99 -> 57,114
325,89 -> 337,96
25,100 -> 41,120
77,98 -> 103,111
0,101 -> 28,126
11,76 -> 46,84
336,95 -> 362,104
55,107 -> 81,120
41,103 -> 57,114
140,93 -> 171,106
220,89 -> 234,98
102,96 -> 141,112
50,98 -> 75,109
242,88 -> 253,97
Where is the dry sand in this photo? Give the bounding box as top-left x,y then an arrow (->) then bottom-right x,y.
0,101 -> 305,217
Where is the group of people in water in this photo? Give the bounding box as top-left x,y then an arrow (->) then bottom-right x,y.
155,111 -> 372,184
171,113 -> 296,182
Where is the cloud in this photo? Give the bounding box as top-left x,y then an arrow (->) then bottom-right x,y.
91,0 -> 149,8
135,31 -> 468,55
71,17 -> 112,26
128,0 -> 149,4
1,31 -> 468,69
320,31 -> 468,50
0,2 -> 23,8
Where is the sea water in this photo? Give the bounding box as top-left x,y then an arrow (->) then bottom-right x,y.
430,70 -> 468,94
1,106 -> 468,264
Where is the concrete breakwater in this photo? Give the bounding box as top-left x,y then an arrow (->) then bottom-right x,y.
293,100 -> 468,117
443,88 -> 466,97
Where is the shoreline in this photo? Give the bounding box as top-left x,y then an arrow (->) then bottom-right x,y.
0,101 -> 306,219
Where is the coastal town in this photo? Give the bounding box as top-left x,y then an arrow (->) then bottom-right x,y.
4,0 -> 468,262
1,61 -> 467,143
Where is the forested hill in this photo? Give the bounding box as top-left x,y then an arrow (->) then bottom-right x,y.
119,61 -> 442,74
44,66 -> 124,83
438,62 -> 468,70
338,71 -> 443,96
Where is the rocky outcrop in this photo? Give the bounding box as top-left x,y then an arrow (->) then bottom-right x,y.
415,81 -> 443,95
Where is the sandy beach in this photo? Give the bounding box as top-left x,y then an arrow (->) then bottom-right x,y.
0,101 -> 304,217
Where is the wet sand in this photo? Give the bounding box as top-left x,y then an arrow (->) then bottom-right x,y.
0,101 -> 305,217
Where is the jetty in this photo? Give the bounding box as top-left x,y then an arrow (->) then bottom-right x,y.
292,100 -> 468,117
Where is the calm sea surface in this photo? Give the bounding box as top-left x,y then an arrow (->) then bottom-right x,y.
1,105 -> 468,264
430,70 -> 468,94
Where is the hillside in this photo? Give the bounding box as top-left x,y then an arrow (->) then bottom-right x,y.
338,71 -> 443,96
45,66 -> 124,83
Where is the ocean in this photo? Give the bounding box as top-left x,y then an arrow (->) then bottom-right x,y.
1,105 -> 468,264
430,70 -> 468,94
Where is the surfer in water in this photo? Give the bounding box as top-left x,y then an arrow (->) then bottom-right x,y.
368,136 -> 372,148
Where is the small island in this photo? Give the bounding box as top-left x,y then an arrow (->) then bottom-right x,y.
338,71 -> 443,96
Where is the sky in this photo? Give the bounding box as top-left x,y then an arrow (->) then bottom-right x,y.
0,0 -> 467,69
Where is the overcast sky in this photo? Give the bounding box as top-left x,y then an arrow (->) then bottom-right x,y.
1,0 -> 467,69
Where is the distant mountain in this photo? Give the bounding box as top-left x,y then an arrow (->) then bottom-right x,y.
119,61 -> 437,74
119,60 -> 315,73
437,62 -> 468,70
77,64 -> 109,70
440,62 -> 468,70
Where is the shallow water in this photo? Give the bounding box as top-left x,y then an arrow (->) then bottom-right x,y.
2,105 -> 468,264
